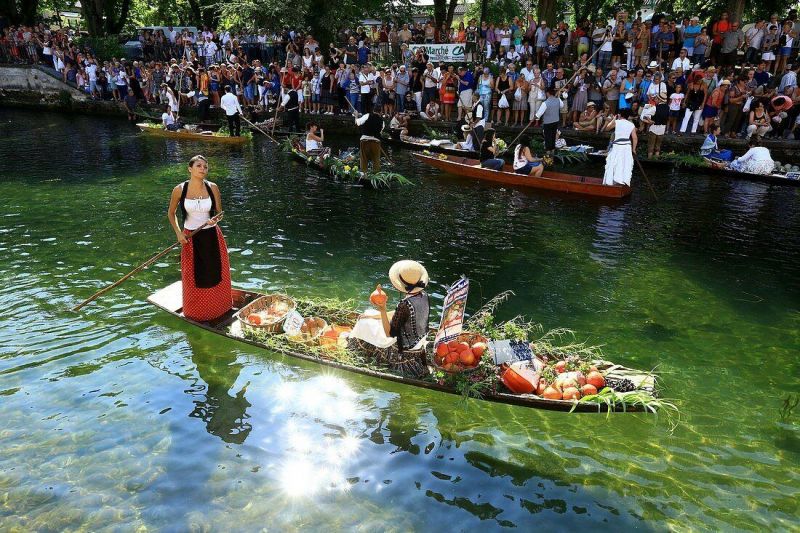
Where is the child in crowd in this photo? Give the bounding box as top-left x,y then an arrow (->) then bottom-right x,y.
667,84 -> 684,134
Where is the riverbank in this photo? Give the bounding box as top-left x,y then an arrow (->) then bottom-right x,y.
2,64 -> 800,161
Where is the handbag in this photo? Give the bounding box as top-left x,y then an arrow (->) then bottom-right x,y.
498,93 -> 509,108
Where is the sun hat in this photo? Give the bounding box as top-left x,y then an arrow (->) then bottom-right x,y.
389,260 -> 429,294
719,79 -> 731,86
586,101 -> 596,107
461,124 -> 472,131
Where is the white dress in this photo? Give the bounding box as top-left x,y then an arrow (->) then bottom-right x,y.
603,119 -> 635,186
730,147 -> 774,175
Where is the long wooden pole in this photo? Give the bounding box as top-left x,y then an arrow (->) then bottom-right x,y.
241,114 -> 280,144
71,212 -> 224,312
271,89 -> 281,136
633,154 -> 659,201
502,36 -> 609,154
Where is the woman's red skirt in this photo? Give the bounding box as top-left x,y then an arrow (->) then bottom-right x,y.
181,225 -> 232,321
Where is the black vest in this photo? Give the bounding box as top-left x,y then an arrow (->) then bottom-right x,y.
360,113 -> 383,138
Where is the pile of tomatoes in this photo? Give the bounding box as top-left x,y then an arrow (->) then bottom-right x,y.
433,339 -> 487,371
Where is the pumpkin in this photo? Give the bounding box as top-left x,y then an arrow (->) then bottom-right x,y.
459,350 -> 476,366
369,284 -> 387,306
535,378 -> 548,396
435,343 -> 449,357
247,313 -> 262,325
542,386 -> 562,400
501,365 -> 536,394
554,361 -> 567,374
471,342 -> 487,357
447,340 -> 461,351
581,384 -> 598,396
562,387 -> 581,400
456,341 -> 471,353
586,371 -> 606,389
445,351 -> 459,364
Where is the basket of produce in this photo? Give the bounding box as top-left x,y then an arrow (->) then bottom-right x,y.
236,294 -> 296,332
287,316 -> 328,345
432,332 -> 488,373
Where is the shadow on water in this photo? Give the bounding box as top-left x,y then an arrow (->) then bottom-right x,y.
185,335 -> 253,444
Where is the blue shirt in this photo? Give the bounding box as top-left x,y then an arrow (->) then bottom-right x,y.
683,24 -> 701,48
458,71 -> 474,92
358,46 -> 369,64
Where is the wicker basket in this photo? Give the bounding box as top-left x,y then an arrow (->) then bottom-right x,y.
287,317 -> 328,345
432,332 -> 489,374
236,294 -> 296,333
348,337 -> 430,378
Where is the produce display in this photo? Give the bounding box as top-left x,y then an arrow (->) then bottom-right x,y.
502,354 -> 614,401
433,334 -> 487,372
246,299 -> 292,325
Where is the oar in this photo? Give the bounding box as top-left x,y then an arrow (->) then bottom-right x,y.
71,212 -> 224,312
633,153 -> 658,201
241,114 -> 279,144
343,96 -> 395,166
501,36 -> 610,154
271,90 -> 281,136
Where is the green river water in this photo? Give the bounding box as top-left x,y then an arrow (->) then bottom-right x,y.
0,109 -> 798,531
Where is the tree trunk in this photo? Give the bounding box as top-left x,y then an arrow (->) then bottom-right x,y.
727,0 -> 745,23
0,0 -> 20,24
537,0 -> 557,27
187,0 -> 203,27
83,0 -> 106,36
433,0 -> 459,27
106,0 -> 131,35
19,0 -> 39,25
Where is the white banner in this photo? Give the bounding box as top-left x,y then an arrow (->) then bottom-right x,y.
408,43 -> 466,63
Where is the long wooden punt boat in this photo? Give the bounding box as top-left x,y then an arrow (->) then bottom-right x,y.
136,123 -> 251,144
414,152 -> 631,198
584,150 -> 800,187
382,132 -> 477,157
147,281 -> 656,413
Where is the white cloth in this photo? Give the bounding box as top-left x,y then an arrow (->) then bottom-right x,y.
730,147 -> 774,175
351,310 -> 396,348
183,197 -> 212,230
603,119 -> 635,186
220,92 -> 242,116
305,135 -> 321,150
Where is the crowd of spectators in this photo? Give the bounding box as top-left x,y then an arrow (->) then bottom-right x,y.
3,9 -> 800,140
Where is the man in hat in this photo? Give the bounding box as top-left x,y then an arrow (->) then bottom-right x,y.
684,16 -> 702,57
574,101 -> 598,131
355,103 -> 385,172
280,85 -> 300,132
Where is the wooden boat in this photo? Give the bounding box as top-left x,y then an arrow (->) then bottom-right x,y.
382,131 -> 477,157
414,152 -> 631,198
586,150 -> 800,187
136,123 -> 250,144
147,281 -> 656,413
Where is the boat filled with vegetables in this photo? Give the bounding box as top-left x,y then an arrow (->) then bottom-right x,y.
148,279 -> 674,415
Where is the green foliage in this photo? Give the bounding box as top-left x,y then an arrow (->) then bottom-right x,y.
463,0 -> 521,25
75,36 -> 125,61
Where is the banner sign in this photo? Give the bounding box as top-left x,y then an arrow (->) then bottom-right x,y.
434,277 -> 469,346
489,339 -> 533,365
409,43 -> 465,63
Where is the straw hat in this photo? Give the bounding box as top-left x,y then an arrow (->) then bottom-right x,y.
389,260 -> 429,294
719,79 -> 731,86
461,124 -> 472,132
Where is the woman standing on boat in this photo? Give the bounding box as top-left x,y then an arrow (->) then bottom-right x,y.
167,155 -> 232,322
602,108 -> 638,187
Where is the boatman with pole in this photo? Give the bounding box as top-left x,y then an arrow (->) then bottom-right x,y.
602,108 -> 638,186
355,103 -> 385,173
220,86 -> 243,137
534,86 -> 564,154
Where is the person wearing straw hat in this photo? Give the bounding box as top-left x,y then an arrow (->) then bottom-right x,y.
372,260 -> 430,354
455,124 -> 475,151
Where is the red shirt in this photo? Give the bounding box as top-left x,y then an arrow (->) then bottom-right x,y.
712,19 -> 730,44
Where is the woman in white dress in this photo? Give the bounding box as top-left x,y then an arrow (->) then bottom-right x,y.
603,108 -> 638,186
729,138 -> 774,175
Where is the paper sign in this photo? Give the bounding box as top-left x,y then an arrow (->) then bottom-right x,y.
282,310 -> 304,335
434,277 -> 469,346
785,171 -> 800,181
489,339 -> 533,366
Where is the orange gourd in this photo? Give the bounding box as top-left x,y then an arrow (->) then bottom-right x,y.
562,387 -> 581,400
581,384 -> 598,396
542,386 -> 562,400
370,284 -> 387,306
501,366 -> 536,394
586,371 -> 606,389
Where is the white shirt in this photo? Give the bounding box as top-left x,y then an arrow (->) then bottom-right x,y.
162,112 -> 175,127
647,82 -> 667,99
423,69 -> 439,88
220,92 -> 242,116
86,63 -> 97,81
203,41 -> 217,57
359,72 -> 374,94
355,113 -> 385,141
671,57 -> 691,71
534,98 -> 565,120
520,67 -> 535,82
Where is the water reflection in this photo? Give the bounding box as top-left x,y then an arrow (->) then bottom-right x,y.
590,204 -> 629,266
186,337 -> 252,443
